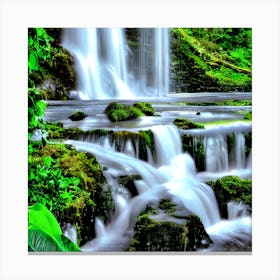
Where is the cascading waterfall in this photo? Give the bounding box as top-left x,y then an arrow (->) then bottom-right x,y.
184,122 -> 252,179
64,123 -> 251,252
62,28 -> 170,100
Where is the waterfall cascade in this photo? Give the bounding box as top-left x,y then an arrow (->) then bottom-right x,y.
62,28 -> 169,100
46,28 -> 253,252
64,123 -> 252,252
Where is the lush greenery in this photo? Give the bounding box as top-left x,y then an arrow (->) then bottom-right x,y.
28,203 -> 80,252
207,175 -> 252,218
104,102 -> 157,122
170,28 -> 252,92
28,28 -> 114,250
28,142 -> 115,246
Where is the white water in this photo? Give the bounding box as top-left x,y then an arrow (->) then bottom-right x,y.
62,28 -> 169,100
64,124 -> 251,252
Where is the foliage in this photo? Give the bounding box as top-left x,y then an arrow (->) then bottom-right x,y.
28,142 -> 114,244
173,117 -> 204,129
170,28 -> 252,92
28,203 -> 80,252
208,175 -> 252,218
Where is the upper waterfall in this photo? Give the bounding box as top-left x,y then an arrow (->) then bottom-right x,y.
62,28 -> 170,100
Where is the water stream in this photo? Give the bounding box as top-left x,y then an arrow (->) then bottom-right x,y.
57,28 -> 252,252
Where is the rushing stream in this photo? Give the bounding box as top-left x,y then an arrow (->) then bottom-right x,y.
47,28 -> 252,252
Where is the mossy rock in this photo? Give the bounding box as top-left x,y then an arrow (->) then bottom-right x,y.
104,102 -> 156,122
69,111 -> 88,121
173,118 -> 204,129
133,102 -> 155,116
128,211 -> 212,251
208,175 -> 252,218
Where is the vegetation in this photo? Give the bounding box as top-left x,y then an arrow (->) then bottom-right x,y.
28,142 -> 115,246
173,117 -> 205,129
207,176 -> 252,218
69,111 -> 88,121
128,207 -> 212,251
170,28 -> 252,92
28,203 -> 80,252
104,102 -> 157,122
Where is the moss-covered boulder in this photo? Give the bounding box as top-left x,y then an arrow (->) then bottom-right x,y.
69,111 -> 88,121
173,118 -> 204,129
104,102 -> 142,122
128,208 -> 212,251
207,175 -> 252,218
104,102 -> 157,122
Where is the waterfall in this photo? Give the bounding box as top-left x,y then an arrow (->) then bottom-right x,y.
62,28 -> 170,100
64,135 -> 251,251
150,124 -> 182,167
184,122 -> 251,176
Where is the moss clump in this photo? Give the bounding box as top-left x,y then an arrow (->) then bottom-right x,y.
69,111 -> 88,121
104,102 -> 141,122
133,102 -> 155,116
104,102 -> 157,122
173,118 -> 204,129
207,175 -> 252,218
28,143 -> 115,245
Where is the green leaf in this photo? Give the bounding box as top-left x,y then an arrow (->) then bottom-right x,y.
28,203 -> 80,252
28,52 -> 39,71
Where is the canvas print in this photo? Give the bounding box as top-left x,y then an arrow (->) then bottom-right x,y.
28,28 -> 252,252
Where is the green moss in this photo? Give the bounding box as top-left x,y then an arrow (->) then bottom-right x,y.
173,118 -> 204,129
133,102 -> 155,116
158,199 -> 177,214
208,175 -> 252,218
128,210 -> 212,251
69,111 -> 88,121
104,102 -> 156,122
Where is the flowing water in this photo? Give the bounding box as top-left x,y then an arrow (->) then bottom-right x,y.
57,28 -> 252,252
62,28 -> 169,100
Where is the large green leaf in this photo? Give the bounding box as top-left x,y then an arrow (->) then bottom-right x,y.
28,203 -> 80,252
28,52 -> 39,71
